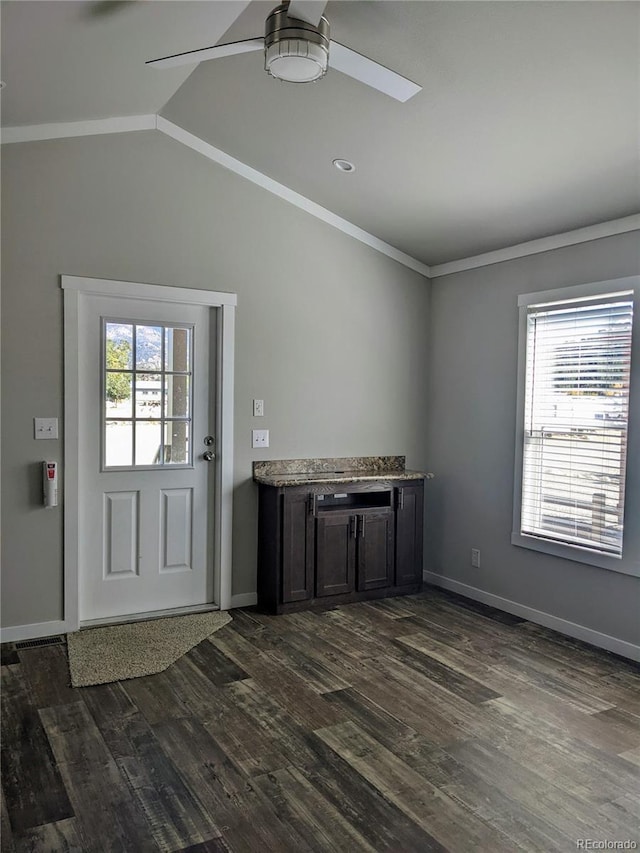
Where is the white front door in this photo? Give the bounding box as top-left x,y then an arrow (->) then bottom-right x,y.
78,294 -> 216,622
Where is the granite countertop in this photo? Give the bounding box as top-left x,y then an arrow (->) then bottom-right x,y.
253,456 -> 435,487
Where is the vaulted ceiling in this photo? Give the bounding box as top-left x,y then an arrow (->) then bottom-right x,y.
2,0 -> 639,266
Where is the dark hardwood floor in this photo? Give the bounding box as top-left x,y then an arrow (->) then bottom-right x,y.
2,588 -> 639,852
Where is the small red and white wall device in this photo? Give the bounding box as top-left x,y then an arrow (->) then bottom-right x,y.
43,461 -> 58,508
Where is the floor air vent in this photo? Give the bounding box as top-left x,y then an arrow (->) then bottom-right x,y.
15,635 -> 65,650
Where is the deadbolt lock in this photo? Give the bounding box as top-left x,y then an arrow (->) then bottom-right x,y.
203,435 -> 215,446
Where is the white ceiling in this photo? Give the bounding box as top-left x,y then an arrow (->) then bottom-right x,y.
2,0 -> 639,267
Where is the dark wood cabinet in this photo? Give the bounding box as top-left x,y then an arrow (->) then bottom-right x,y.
394,483 -> 424,587
357,511 -> 395,591
281,490 -> 314,603
257,478 -> 424,613
315,512 -> 356,597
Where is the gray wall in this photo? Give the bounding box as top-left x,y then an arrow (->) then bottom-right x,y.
3,129 -> 638,648
426,232 -> 640,645
1,129 -> 431,628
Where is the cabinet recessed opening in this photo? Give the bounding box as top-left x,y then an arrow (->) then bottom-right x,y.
315,491 -> 392,511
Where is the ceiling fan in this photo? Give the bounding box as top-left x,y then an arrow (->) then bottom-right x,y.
146,1 -> 421,103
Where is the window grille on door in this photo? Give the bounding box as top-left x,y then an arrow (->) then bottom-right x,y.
103,320 -> 194,469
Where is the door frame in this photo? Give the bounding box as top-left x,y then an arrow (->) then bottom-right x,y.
62,275 -> 237,632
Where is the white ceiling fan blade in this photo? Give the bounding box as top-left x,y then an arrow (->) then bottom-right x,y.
329,41 -> 421,102
146,38 -> 263,70
287,0 -> 328,26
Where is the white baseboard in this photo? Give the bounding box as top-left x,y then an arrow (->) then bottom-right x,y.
230,592 -> 258,609
0,619 -> 72,644
423,572 -> 640,662
1,599 -> 251,642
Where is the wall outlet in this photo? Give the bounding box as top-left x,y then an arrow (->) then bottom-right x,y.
471,548 -> 481,568
253,399 -> 264,417
252,429 -> 269,449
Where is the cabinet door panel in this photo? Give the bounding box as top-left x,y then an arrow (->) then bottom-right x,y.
282,492 -> 313,602
315,514 -> 355,597
357,511 -> 394,591
395,483 -> 424,586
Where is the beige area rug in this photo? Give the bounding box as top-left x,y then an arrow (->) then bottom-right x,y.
67,611 -> 231,687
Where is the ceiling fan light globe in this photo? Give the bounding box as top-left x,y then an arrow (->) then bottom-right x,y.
265,39 -> 327,83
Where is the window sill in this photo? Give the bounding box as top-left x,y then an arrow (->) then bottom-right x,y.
511,532 -> 640,577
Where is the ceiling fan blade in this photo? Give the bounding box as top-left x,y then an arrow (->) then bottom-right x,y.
286,0 -> 328,26
146,38 -> 264,70
87,0 -> 136,18
328,42 -> 421,103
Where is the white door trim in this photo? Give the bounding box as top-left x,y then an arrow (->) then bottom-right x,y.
62,275 -> 236,632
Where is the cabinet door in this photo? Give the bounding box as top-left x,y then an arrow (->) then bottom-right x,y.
315,513 -> 356,597
395,482 -> 424,586
282,491 -> 314,603
357,511 -> 395,591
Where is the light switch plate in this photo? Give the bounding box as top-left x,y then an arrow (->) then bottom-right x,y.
34,417 -> 59,440
252,429 -> 269,449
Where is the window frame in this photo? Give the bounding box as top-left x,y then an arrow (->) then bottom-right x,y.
101,316 -> 196,472
512,276 -> 639,575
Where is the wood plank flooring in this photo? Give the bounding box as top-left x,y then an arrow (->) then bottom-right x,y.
2,588 -> 639,852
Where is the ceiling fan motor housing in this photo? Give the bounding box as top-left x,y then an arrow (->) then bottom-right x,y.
264,4 -> 330,83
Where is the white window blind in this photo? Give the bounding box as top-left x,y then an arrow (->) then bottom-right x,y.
520,292 -> 633,557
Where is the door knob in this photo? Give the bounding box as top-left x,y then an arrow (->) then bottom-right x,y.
202,450 -> 215,462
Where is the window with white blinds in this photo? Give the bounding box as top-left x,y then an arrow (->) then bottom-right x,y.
515,287 -> 634,562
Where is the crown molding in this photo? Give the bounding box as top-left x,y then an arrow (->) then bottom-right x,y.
0,114 -> 157,145
0,112 -> 430,278
2,114 -> 637,281
155,116 -> 431,278
429,214 -> 640,278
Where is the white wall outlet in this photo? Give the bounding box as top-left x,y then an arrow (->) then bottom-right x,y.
252,429 -> 269,449
471,548 -> 481,568
253,399 -> 264,417
34,418 -> 59,440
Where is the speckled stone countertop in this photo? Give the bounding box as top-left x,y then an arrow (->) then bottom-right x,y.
253,456 -> 435,487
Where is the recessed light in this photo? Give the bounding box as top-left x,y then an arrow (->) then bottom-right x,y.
333,158 -> 355,173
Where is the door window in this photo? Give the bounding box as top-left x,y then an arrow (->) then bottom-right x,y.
103,320 -> 194,469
